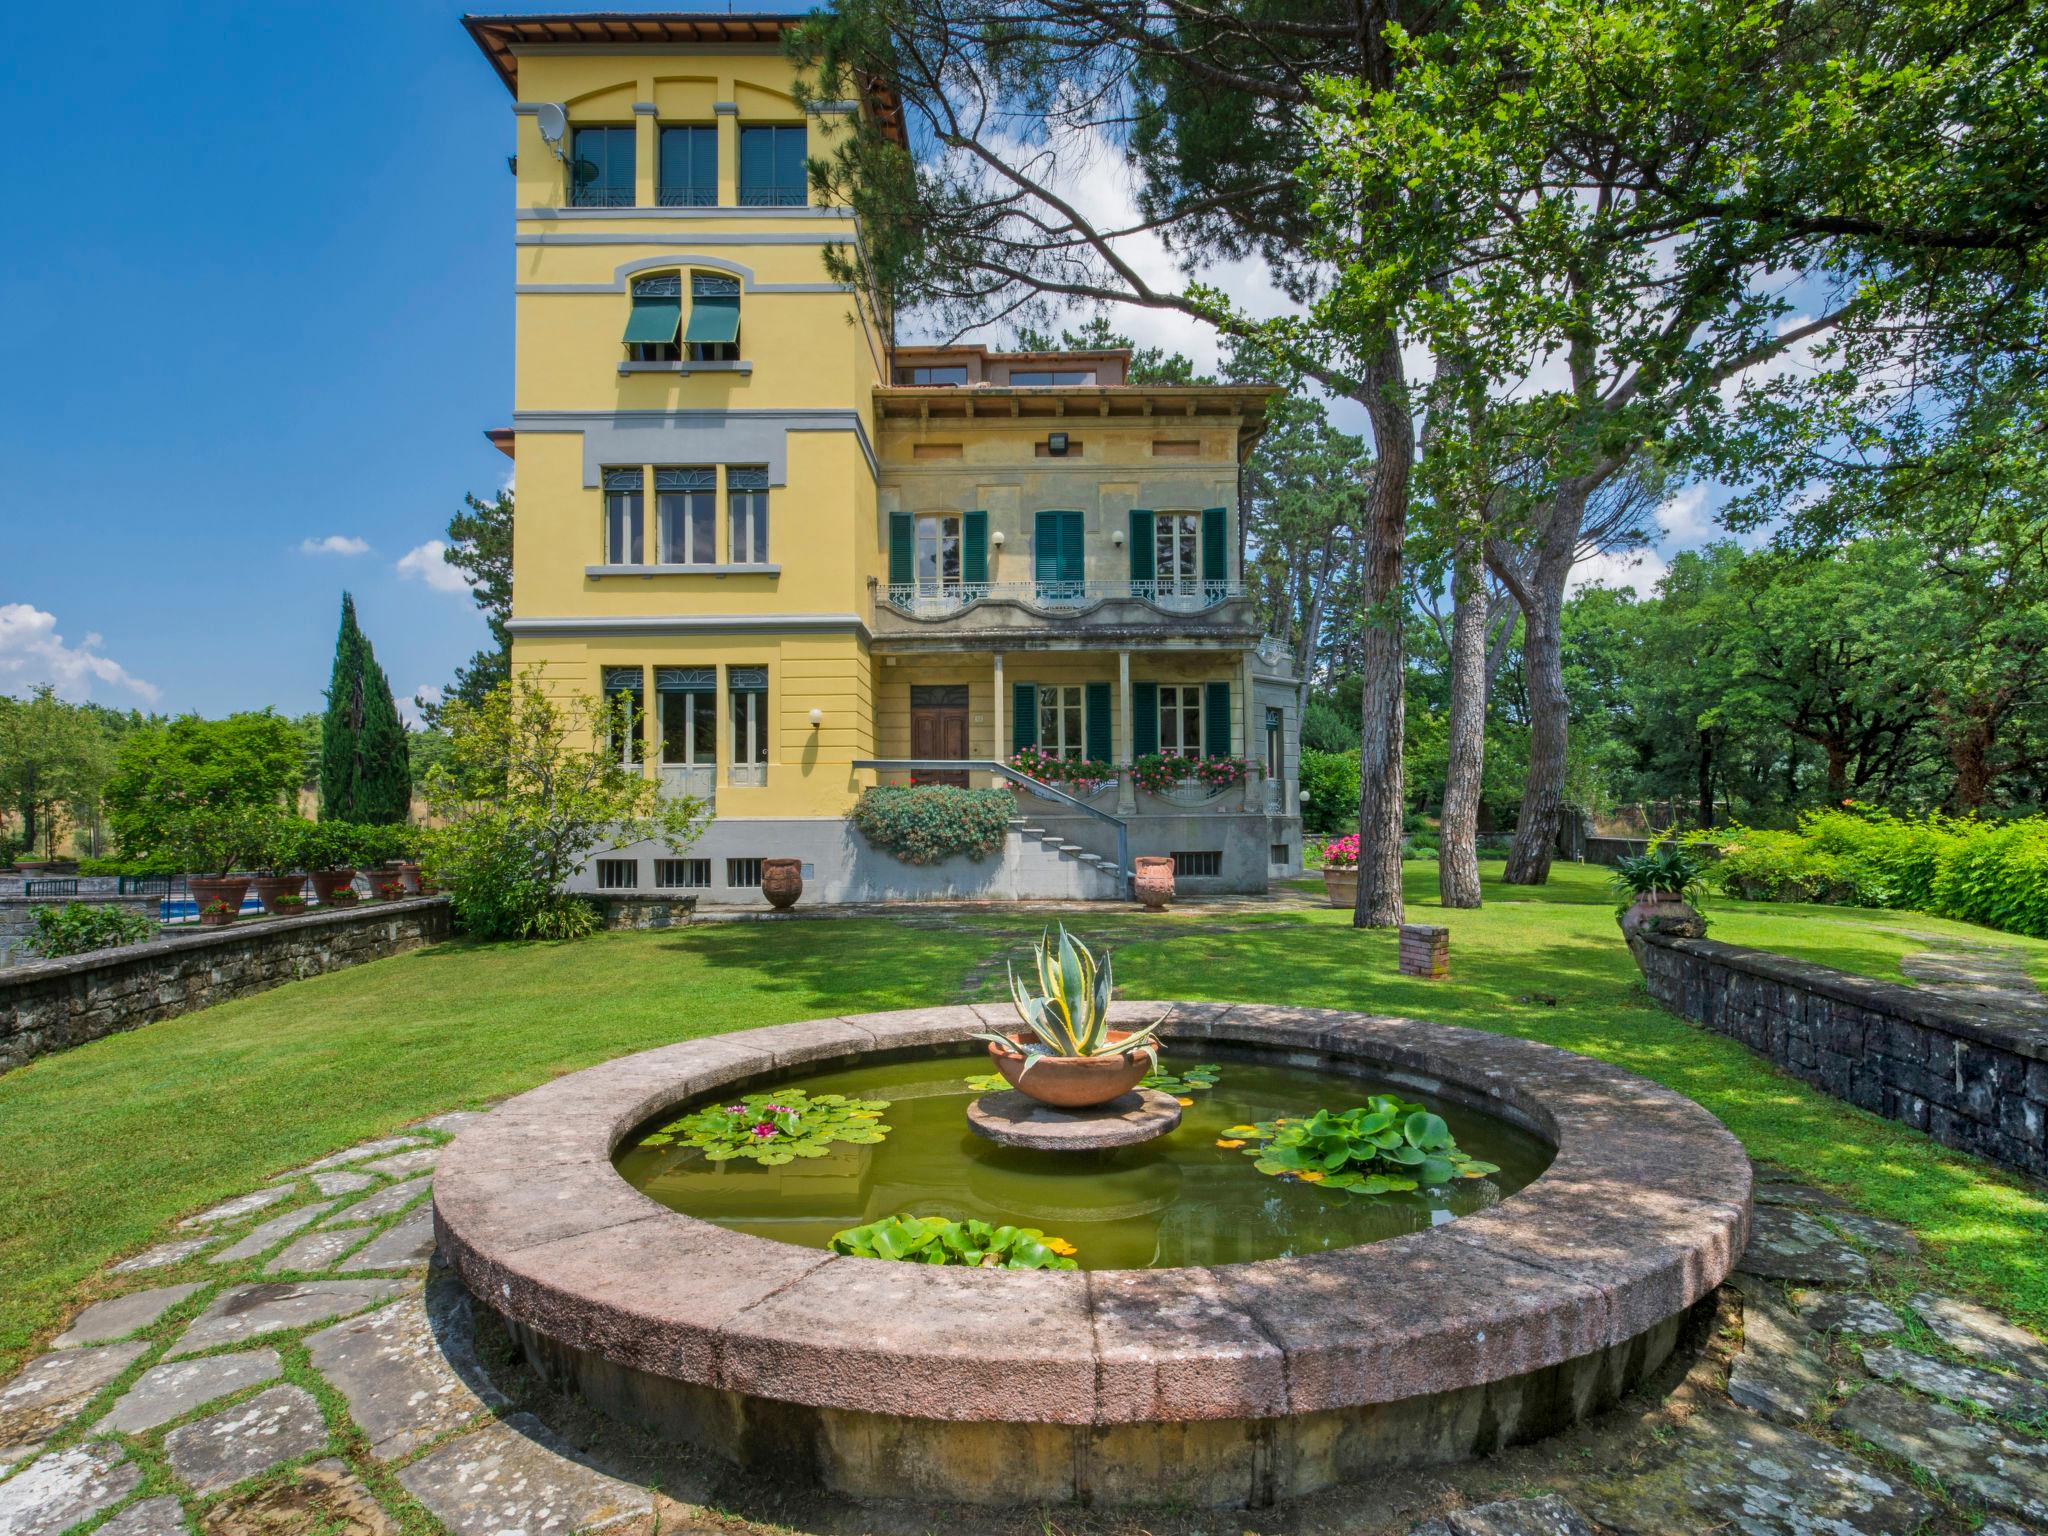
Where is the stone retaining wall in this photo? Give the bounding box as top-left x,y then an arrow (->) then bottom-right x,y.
1637,932 -> 2048,1179
0,897 -> 451,1072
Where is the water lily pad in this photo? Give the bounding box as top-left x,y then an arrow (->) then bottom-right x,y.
645,1090 -> 894,1165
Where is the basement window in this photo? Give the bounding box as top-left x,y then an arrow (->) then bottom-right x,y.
655,858 -> 711,889
727,857 -> 764,888
1172,851 -> 1222,878
595,858 -> 639,890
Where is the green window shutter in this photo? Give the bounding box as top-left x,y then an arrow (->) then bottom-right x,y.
1034,511 -> 1060,585
1204,680 -> 1232,756
624,295 -> 681,345
683,293 -> 740,345
1085,682 -> 1112,762
1060,511 -> 1085,581
1012,683 -> 1038,752
1128,510 -> 1154,582
962,510 -> 988,585
1202,507 -> 1229,582
888,512 -> 913,587
1132,682 -> 1158,758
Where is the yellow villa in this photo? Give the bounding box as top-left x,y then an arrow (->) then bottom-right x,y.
466,12 -> 1302,904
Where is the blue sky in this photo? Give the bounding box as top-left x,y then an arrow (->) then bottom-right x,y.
0,2 -> 777,722
0,1 -> 1752,722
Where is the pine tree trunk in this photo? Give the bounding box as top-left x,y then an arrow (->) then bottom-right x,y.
1502,557 -> 1569,886
1438,540 -> 1486,908
1352,340 -> 1412,929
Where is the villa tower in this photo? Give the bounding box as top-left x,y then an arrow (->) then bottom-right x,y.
467,12 -> 1301,903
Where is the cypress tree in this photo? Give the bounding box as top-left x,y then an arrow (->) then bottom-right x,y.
319,593 -> 412,824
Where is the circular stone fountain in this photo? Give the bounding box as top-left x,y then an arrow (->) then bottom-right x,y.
433,1002 -> 1751,1508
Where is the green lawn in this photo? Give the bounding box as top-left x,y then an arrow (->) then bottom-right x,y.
3,860 -> 2045,1378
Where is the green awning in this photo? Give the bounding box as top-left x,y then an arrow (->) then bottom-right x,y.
683,293 -> 740,345
624,295 -> 681,345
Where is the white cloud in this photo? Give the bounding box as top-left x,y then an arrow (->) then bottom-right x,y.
299,534 -> 371,557
395,541 -> 471,595
1654,484 -> 1716,546
0,603 -> 161,703
399,682 -> 443,729
1567,546 -> 1671,600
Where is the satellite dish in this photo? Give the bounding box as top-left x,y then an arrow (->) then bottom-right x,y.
572,158 -> 601,185
535,102 -> 568,152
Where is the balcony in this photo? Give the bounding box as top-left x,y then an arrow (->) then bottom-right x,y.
885,578 -> 1242,617
872,577 -> 1257,650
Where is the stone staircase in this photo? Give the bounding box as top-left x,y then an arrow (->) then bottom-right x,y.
1008,817 -> 1127,899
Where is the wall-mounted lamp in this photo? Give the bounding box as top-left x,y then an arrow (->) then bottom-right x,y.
808,707 -> 824,728
1299,790 -> 1312,805
1111,529 -> 1125,547
991,530 -> 1006,548
1047,431 -> 1070,457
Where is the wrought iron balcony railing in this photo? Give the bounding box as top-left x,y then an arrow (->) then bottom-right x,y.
569,183 -> 637,208
882,579 -> 1245,618
657,186 -> 718,207
737,185 -> 807,207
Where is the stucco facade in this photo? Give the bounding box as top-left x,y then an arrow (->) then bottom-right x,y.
468,14 -> 1300,903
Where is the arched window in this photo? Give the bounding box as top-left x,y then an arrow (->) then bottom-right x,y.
624,272 -> 682,362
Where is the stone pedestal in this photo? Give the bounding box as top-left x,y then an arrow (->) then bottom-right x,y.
965,1088 -> 1181,1151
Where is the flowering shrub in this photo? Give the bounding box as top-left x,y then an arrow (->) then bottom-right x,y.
1191,755 -> 1249,789
377,880 -> 406,900
1007,748 -> 1113,792
273,893 -> 307,911
25,902 -> 154,959
1322,833 -> 1360,870
852,785 -> 1015,865
1132,754 -> 1250,795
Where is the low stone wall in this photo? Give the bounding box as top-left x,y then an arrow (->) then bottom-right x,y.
1583,836 -> 1649,867
1637,932 -> 2048,1180
0,897 -> 451,1072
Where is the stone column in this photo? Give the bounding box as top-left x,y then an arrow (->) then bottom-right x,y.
991,653 -> 1005,773
1116,650 -> 1137,815
1240,650 -> 1260,812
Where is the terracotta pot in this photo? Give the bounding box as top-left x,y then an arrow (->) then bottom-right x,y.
324,889 -> 360,908
987,1031 -> 1152,1108
1133,855 -> 1175,911
187,876 -> 250,916
388,861 -> 423,896
1617,891 -> 1707,959
760,858 -> 803,910
198,909 -> 237,928
1322,868 -> 1358,909
309,868 -> 356,905
251,875 -> 307,915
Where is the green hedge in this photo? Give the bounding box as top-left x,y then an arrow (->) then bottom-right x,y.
851,785 -> 1014,865
1693,807 -> 2048,938
1299,749 -> 1360,834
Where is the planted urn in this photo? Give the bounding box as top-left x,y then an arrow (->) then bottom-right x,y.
972,927 -> 1168,1109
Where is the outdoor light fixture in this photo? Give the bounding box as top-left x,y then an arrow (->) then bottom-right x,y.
1111,529 -> 1125,547
991,530 -> 1006,547
809,708 -> 824,727
1047,431 -> 1070,456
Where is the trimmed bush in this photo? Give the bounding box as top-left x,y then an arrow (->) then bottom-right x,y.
852,785 -> 1014,865
1299,748 -> 1360,834
1693,806 -> 2048,939
1933,820 -> 2048,939
25,902 -> 155,959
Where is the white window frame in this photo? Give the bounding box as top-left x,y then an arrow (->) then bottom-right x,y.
728,469 -> 770,563
595,857 -> 638,890
655,468 -> 717,565
914,513 -> 963,593
659,690 -> 717,766
1158,684 -> 1202,759
1155,511 -> 1200,594
731,692 -> 768,765
604,470 -> 644,564
1037,684 -> 1085,761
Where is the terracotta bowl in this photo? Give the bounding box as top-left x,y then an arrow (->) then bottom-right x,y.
987,1030 -> 1152,1108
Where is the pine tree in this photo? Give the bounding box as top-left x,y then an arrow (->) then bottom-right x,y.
319,593 -> 412,824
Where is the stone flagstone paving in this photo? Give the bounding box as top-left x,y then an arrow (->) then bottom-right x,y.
6,1107 -> 2048,1536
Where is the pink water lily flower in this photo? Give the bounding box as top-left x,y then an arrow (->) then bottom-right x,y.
751,1123 -> 779,1139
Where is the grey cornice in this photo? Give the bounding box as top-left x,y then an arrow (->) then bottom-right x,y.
632,102 -> 658,116
713,102 -> 740,116
516,252 -> 849,296
807,101 -> 861,115
512,408 -> 879,483
516,205 -> 856,221
586,563 -> 782,577
508,614 -> 867,638
617,360 -> 757,376
515,232 -> 843,247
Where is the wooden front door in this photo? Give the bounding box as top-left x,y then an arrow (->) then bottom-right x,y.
909,685 -> 971,786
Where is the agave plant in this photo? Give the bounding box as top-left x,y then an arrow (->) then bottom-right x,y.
970,926 -> 1168,1075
